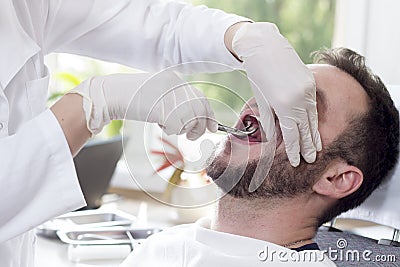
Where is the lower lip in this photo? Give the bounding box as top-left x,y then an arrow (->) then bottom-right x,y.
229,134 -> 255,145
229,130 -> 262,145
230,130 -> 283,150
231,117 -> 284,146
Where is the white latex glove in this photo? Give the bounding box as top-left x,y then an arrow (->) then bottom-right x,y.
232,22 -> 322,167
69,72 -> 217,140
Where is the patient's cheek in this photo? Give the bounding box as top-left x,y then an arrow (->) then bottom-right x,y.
317,103 -> 326,124
316,113 -> 334,148
318,126 -> 336,149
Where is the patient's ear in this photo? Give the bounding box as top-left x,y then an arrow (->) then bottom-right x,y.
312,161 -> 363,199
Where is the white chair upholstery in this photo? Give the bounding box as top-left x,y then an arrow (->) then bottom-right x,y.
339,85 -> 400,230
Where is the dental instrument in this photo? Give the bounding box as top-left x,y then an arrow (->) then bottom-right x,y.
217,115 -> 259,138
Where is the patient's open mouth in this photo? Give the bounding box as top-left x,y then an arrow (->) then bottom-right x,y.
242,115 -> 262,142
231,113 -> 265,143
230,104 -> 282,148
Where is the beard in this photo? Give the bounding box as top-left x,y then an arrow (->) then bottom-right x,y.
206,140 -> 328,199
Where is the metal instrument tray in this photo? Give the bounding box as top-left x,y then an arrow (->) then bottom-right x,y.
37,209 -> 137,238
57,227 -> 162,245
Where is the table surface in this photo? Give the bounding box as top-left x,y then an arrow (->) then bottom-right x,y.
35,190 -> 214,267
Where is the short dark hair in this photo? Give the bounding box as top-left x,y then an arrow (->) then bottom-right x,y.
312,48 -> 399,225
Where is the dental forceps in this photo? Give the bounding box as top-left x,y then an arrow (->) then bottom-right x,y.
217,123 -> 257,138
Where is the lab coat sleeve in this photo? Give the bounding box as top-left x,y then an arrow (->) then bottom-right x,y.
44,0 -> 247,72
0,110 -> 86,242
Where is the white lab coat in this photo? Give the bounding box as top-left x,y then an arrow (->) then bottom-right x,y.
121,218 -> 337,267
0,0 -> 244,266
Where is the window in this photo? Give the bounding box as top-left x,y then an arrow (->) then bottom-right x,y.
334,0 -> 400,85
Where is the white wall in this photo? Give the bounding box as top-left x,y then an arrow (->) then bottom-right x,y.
333,0 -> 400,85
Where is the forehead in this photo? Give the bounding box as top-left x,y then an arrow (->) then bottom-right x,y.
307,64 -> 369,145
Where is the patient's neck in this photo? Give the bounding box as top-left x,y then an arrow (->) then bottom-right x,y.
211,194 -> 318,248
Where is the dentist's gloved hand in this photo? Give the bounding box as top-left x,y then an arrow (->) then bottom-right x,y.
69,72 -> 217,140
231,22 -> 322,167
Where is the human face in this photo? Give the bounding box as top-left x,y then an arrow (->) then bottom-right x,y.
206,64 -> 369,197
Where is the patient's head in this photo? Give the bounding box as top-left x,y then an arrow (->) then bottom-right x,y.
207,48 -> 399,226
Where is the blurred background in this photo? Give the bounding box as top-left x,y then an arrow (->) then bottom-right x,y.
43,0 -> 400,194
